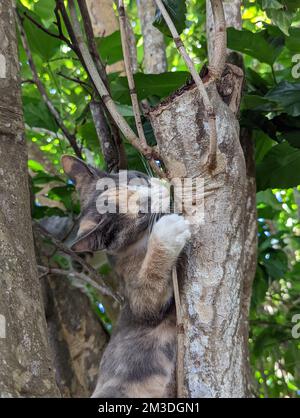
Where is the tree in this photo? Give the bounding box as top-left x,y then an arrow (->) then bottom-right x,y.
2,0 -> 299,398
0,0 -> 59,397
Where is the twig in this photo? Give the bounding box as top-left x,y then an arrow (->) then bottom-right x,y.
118,1 -> 147,149
34,221 -> 122,304
154,0 -> 217,171
25,124 -> 66,141
77,0 -> 127,172
77,0 -> 108,88
172,266 -> 185,398
209,0 -> 226,79
90,100 -> 119,172
23,10 -> 73,50
67,0 -> 161,170
57,70 -> 92,93
16,11 -> 83,159
38,265 -> 113,297
117,0 -> 162,178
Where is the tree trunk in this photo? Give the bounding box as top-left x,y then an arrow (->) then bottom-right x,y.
150,70 -> 251,397
148,1 -> 256,398
137,0 -> 167,74
42,275 -> 109,397
0,0 -> 59,397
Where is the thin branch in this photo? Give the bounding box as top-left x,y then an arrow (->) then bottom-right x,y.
57,70 -> 93,93
117,1 -> 147,150
25,124 -> 66,141
34,222 -> 122,304
23,10 -> 73,50
77,0 -> 127,172
117,0 -> 162,177
16,12 -> 83,159
77,0 -> 108,88
209,0 -> 227,79
154,0 -> 217,170
172,266 -> 185,398
38,265 -> 113,298
67,0 -> 161,169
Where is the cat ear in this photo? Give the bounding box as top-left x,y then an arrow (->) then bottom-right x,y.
71,216 -> 104,252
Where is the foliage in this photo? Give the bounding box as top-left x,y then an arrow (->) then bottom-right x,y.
17,0 -> 300,397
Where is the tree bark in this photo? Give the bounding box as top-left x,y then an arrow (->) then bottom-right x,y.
42,275 -> 109,397
137,0 -> 167,74
150,69 -> 251,397
0,0 -> 59,397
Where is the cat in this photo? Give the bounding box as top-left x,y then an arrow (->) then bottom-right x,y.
61,155 -> 191,398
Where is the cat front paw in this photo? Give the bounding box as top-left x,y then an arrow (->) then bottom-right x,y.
152,214 -> 191,256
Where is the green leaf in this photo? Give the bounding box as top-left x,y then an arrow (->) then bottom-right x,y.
47,185 -> 78,212
33,0 -> 56,28
33,172 -> 64,185
28,159 -> 45,173
280,131 -> 300,149
227,27 -> 284,65
265,81 -> 300,117
286,28 -> 300,54
241,94 -> 277,112
264,249 -> 288,279
32,205 -> 66,219
97,31 -> 123,65
256,142 -> 300,190
261,0 -> 283,9
111,72 -> 190,104
153,0 -> 187,37
23,96 -> 57,131
21,9 -> 61,60
266,8 -> 294,36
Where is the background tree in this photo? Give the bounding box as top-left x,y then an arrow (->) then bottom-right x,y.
2,0 -> 299,398
0,0 -> 59,397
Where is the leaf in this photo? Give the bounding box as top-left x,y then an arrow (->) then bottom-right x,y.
265,81 -> 300,117
23,96 -> 57,131
33,172 -> 64,185
111,72 -> 190,104
32,205 -> 66,219
251,265 -> 269,309
28,159 -> 45,173
33,0 -> 56,28
241,94 -> 277,112
97,31 -> 123,65
47,185 -> 79,212
261,0 -> 283,9
266,8 -> 294,36
286,28 -> 300,54
21,8 -> 61,60
264,249 -> 288,279
256,142 -> 300,190
254,130 -> 277,164
153,0 -> 187,37
227,27 -> 284,65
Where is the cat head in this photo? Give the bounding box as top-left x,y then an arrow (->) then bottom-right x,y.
62,155 -> 162,253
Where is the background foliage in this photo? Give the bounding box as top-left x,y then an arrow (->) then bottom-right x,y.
17,0 -> 300,397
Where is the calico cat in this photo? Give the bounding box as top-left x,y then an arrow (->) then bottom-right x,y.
61,155 -> 191,398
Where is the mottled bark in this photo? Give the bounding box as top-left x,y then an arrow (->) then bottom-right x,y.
137,0 -> 167,73
150,67 -> 250,397
208,1 -> 257,395
0,0 -> 59,397
42,275 -> 109,397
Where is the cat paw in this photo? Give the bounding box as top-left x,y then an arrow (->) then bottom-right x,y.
152,214 -> 191,256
